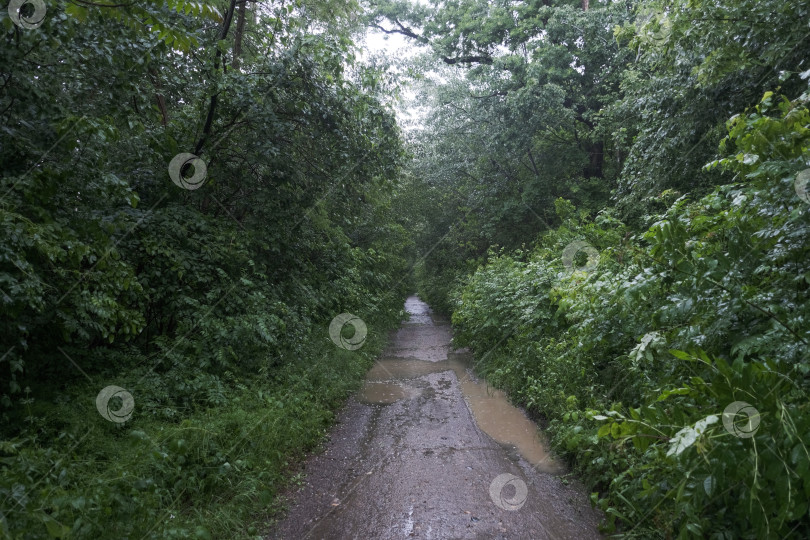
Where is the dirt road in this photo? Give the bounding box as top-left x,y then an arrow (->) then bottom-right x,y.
269,297 -> 602,539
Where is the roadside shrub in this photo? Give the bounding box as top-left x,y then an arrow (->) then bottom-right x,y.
450,89 -> 810,538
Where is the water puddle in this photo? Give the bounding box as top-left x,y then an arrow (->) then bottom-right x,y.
359,382 -> 420,404
366,357 -> 452,380
458,371 -> 563,474
363,352 -> 563,473
450,352 -> 563,474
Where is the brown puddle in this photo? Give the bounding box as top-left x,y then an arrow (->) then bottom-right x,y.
363,352 -> 563,474
365,357 -> 452,380
458,370 -> 563,474
359,382 -> 420,404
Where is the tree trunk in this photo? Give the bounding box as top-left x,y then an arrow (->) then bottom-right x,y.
232,0 -> 247,70
584,141 -> 604,178
148,68 -> 168,126
194,0 -> 238,155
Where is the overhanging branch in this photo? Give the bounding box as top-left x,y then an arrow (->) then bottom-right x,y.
370,18 -> 492,65
442,55 -> 493,65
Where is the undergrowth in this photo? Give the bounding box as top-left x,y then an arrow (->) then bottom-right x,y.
0,314 -> 401,539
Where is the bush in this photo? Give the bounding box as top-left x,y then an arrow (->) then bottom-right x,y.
448,90 -> 810,538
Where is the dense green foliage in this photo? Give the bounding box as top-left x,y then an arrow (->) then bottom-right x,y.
375,0 -> 810,537
1,1 -> 411,538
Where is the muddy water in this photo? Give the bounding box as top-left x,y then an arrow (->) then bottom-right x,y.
456,363 -> 564,474
358,381 -> 421,404
361,308 -> 563,474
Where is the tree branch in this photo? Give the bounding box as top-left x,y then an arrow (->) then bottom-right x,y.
470,90 -> 507,99
194,0 -> 238,156
370,19 -> 492,65
369,19 -> 425,43
442,55 -> 493,65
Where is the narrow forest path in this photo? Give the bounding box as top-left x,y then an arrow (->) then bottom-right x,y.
268,297 -> 601,539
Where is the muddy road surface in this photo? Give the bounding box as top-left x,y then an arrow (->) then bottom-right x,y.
269,296 -> 602,539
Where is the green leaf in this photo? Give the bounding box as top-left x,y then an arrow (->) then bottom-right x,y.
44,518 -> 70,538
703,476 -> 715,496
669,349 -> 693,361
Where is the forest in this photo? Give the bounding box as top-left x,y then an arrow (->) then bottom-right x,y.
1,0 -> 809,538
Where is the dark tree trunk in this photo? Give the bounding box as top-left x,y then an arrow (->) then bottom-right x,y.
584,141 -> 604,178
232,0 -> 247,69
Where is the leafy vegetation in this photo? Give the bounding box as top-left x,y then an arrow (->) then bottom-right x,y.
2,1 -> 411,538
